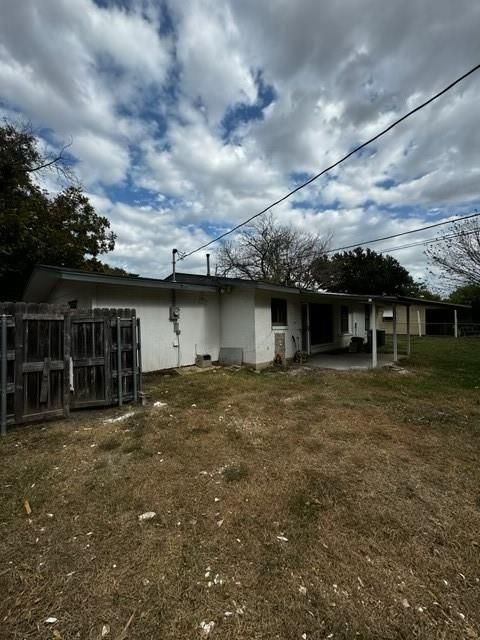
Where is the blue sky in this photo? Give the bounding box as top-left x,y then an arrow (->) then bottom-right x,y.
1,0 -> 479,288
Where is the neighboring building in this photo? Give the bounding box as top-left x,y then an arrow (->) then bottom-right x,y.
23,265 -> 470,372
377,302 -> 471,336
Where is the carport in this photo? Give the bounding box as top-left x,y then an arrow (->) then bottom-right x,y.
298,292 -> 469,369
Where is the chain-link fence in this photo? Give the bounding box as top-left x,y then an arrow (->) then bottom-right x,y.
376,322 -> 480,356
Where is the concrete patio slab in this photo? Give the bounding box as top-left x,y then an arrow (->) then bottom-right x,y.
306,352 -> 397,370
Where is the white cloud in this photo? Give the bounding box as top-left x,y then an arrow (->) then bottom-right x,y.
172,1 -> 257,123
73,133 -> 130,186
0,0 -> 171,185
1,0 -> 479,288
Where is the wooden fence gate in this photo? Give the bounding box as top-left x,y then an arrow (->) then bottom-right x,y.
0,303 -> 142,435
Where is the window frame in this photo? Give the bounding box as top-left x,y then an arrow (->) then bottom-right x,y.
271,298 -> 288,327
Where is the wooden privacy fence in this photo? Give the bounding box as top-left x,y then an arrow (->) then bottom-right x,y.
0,303 -> 142,435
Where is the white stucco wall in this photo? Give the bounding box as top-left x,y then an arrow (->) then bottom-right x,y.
42,278 -> 375,372
47,281 -> 221,372
94,285 -> 220,371
219,288 -> 256,364
48,281 -> 95,308
254,291 -> 302,366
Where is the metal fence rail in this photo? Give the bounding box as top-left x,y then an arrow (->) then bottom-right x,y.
0,303 -> 142,435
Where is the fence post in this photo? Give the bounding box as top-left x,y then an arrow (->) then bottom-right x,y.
392,304 -> 398,363
132,315 -> 138,402
137,318 -> 143,394
406,305 -> 411,356
14,309 -> 24,425
117,316 -> 123,407
1,315 -> 7,436
454,309 -> 458,338
370,301 -> 377,368
63,311 -> 71,418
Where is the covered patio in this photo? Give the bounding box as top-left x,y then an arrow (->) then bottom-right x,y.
297,291 -> 469,369
299,292 -> 416,369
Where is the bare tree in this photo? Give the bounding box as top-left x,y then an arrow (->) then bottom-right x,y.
1,119 -> 75,185
216,214 -> 331,288
426,217 -> 480,286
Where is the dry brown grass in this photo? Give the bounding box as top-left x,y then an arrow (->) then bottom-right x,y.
1,345 -> 480,639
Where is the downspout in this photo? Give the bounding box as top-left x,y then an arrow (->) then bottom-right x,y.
171,288 -> 181,368
171,247 -> 180,366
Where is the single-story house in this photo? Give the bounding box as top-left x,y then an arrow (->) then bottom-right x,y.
23,265 -> 470,371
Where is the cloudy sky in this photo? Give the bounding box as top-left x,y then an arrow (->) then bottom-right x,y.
1,0 -> 479,286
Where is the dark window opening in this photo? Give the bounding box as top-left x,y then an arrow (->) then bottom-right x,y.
68,300 -> 78,309
364,304 -> 370,332
310,303 -> 333,344
340,305 -> 349,333
271,298 -> 287,326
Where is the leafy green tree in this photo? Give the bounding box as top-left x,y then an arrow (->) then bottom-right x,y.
449,284 -> 480,322
0,121 -> 123,300
312,247 -> 419,295
448,283 -> 480,305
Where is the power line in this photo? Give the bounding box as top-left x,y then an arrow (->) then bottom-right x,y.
179,62 -> 480,261
325,210 -> 480,254
376,227 -> 479,254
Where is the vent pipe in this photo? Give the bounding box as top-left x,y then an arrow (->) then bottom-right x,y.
172,248 -> 178,282
206,253 -> 211,276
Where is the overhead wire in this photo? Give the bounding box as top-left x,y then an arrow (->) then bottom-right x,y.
375,227 -> 480,254
324,210 -> 480,254
178,63 -> 480,261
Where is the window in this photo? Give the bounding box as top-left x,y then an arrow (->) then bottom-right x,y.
364,304 -> 370,332
340,305 -> 349,333
68,300 -> 78,309
382,308 -> 393,321
271,298 -> 287,326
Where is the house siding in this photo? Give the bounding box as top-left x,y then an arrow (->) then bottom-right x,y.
254,291 -> 301,366
376,304 -> 426,335
37,272 -> 446,372
219,288 -> 256,365
47,281 -> 221,372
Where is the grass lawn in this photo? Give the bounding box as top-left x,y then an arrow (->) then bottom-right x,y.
1,338 -> 480,639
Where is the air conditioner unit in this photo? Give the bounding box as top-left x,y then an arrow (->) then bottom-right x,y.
195,354 -> 212,368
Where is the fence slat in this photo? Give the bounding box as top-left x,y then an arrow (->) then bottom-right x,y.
14,309 -> 25,424
1,315 -> 7,436
64,312 -> 71,418
132,315 -> 138,402
104,315 -> 112,404
1,303 -> 140,428
116,316 -> 123,407
137,318 -> 143,394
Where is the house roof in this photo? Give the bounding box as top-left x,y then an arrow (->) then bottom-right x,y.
164,271 -> 300,294
299,290 -> 470,309
23,265 -> 219,302
24,265 -> 470,309
166,272 -> 470,309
